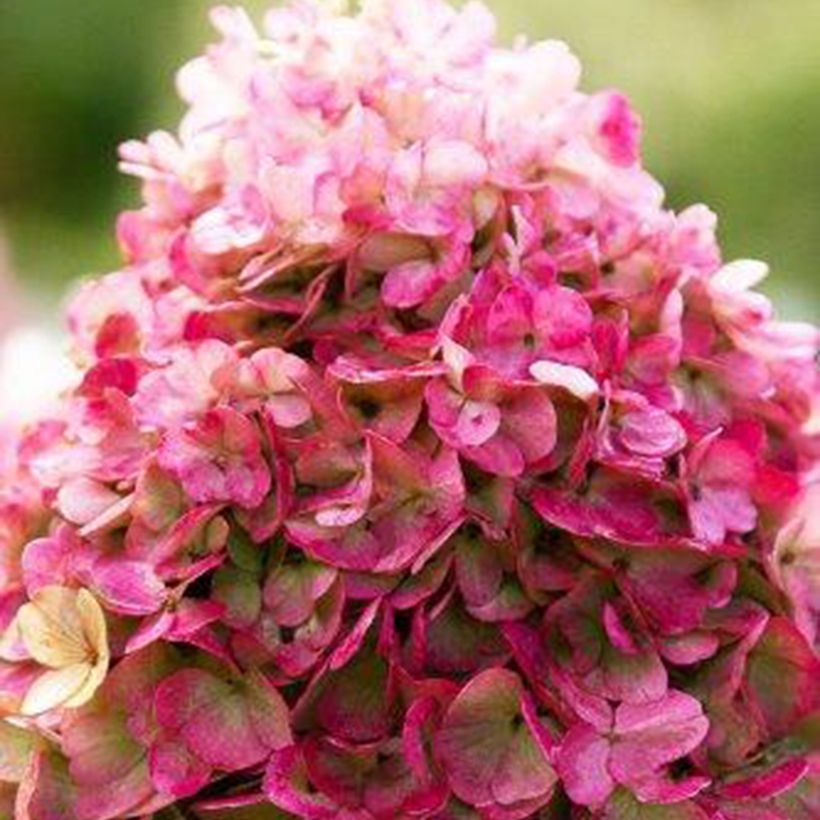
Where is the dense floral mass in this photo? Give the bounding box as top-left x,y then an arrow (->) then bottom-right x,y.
0,0 -> 818,817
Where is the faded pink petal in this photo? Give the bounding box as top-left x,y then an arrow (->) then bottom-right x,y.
154,667 -> 291,771
556,722 -> 615,807
158,407 -> 271,509
85,557 -> 167,616
434,668 -> 556,811
610,690 -> 710,786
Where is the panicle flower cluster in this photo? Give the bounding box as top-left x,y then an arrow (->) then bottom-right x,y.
0,1 -> 818,818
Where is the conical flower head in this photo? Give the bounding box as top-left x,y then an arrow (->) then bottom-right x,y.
0,0 -> 816,816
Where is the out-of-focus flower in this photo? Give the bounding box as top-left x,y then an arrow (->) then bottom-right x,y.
0,324 -> 75,434
0,233 -> 76,433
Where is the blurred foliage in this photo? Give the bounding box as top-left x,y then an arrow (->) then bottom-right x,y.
0,0 -> 817,316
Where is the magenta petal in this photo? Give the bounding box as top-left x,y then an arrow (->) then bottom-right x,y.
149,739 -> 211,799
308,651 -> 392,743
532,472 -> 687,549
555,722 -> 615,807
401,696 -> 441,784
616,548 -> 738,636
603,601 -> 641,654
719,757 -> 809,801
243,669 -> 294,752
124,610 -> 174,654
490,724 -> 557,806
21,527 -> 78,594
16,751 -> 78,820
610,690 -> 709,786
158,407 -> 271,510
391,550 -> 453,610
191,792 -> 268,811
301,734 -> 372,807
455,400 -> 502,447
328,597 -> 381,671
86,557 -> 167,616
499,388 -> 557,465
382,258 -> 441,309
589,641 -> 668,704
170,599 -> 225,638
263,745 -> 337,819
465,579 -> 534,623
627,771 -> 711,804
264,560 -> 338,627
618,407 -> 686,458
660,632 -> 720,665
464,435 -> 525,478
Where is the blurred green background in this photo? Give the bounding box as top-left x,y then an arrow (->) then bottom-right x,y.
0,0 -> 817,317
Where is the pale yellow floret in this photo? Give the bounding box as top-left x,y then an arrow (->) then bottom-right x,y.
16,586 -> 109,716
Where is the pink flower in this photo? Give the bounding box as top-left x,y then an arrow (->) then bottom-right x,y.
216,345 -> 314,429
379,235 -> 472,311
556,690 -> 710,807
24,390 -> 147,488
158,406 -> 271,509
685,432 -> 758,545
61,644 -> 180,819
330,356 -> 445,443
426,340 -> 557,476
132,340 -> 237,429
68,271 -> 153,362
448,277 -> 595,380
544,572 -> 668,704
286,432 -> 465,573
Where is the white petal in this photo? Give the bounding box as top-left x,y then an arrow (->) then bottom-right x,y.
711,259 -> 768,293
21,664 -> 91,716
530,361 -> 599,402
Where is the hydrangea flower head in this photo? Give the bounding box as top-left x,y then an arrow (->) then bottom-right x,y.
0,1 -> 817,817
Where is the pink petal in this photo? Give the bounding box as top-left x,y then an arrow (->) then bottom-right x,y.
149,740 -> 211,799
610,690 -> 709,785
455,400 -> 502,447
87,558 -> 167,616
154,668 -> 289,771
434,668 -> 555,809
555,723 -> 615,807
618,407 -> 686,458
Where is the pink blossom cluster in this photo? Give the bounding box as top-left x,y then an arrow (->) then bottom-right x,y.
1,1 -> 819,818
